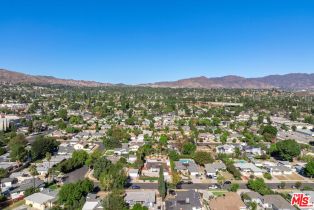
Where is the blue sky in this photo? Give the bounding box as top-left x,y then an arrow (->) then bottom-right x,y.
0,0 -> 313,84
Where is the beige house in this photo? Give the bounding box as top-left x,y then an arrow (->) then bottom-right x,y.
25,191 -> 57,210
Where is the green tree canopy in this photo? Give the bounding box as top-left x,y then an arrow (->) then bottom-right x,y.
102,190 -> 127,210
31,136 -> 59,160
247,178 -> 272,195
304,160 -> 314,178
193,151 -> 214,166
182,142 -> 196,155
131,203 -> 148,210
158,166 -> 166,200
273,139 -> 301,161
58,179 -> 93,209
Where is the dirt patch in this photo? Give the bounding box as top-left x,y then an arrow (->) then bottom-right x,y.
220,171 -> 235,180
274,175 -> 287,180
284,173 -> 304,181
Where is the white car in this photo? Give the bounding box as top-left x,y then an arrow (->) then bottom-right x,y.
208,184 -> 218,189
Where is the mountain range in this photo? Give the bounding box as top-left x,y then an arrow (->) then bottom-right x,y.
0,69 -> 111,87
0,68 -> 313,90
144,73 -> 314,90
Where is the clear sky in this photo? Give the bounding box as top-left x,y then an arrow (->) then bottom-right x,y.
0,0 -> 313,84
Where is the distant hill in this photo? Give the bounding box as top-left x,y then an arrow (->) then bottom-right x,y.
1,69 -> 313,89
252,73 -> 314,90
144,73 -> 314,90
0,69 -> 112,87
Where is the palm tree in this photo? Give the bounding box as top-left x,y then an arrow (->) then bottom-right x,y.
45,152 -> 52,183
29,164 -> 39,189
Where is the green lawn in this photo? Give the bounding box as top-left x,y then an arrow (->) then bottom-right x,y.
210,190 -> 228,197
3,200 -> 25,210
139,176 -> 159,182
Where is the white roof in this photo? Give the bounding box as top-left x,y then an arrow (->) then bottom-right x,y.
25,192 -> 55,205
234,162 -> 266,173
82,201 -> 99,210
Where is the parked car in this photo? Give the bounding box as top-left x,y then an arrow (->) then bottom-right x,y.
208,184 -> 219,189
179,180 -> 193,184
224,181 -> 231,185
131,185 -> 141,189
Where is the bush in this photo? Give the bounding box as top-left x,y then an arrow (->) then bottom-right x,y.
57,150 -> 88,173
263,173 -> 272,180
193,151 -> 213,166
226,162 -> 241,180
229,183 -> 239,192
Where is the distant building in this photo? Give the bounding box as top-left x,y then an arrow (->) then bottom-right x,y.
0,115 -> 20,131
216,145 -> 235,154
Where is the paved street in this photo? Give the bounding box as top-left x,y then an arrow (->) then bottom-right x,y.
127,182 -> 314,190
64,166 -> 89,183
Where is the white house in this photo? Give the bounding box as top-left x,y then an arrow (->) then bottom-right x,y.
0,178 -> 15,192
216,144 -> 235,154
128,155 -> 137,164
265,165 -> 292,176
234,162 -> 266,176
128,169 -> 139,179
24,190 -> 57,210
74,142 -> 87,150
204,163 -> 226,178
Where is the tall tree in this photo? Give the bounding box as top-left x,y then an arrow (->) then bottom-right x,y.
29,164 -> 39,189
305,160 -> 314,178
158,166 -> 166,200
46,152 -> 52,182
9,133 -> 27,164
102,190 -> 126,210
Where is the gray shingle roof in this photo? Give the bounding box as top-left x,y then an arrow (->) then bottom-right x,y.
263,195 -> 296,210
204,163 -> 226,174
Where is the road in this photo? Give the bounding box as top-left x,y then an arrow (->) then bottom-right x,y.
64,166 -> 89,184
127,182 -> 314,190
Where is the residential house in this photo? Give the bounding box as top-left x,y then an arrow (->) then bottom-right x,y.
0,178 -> 16,192
208,192 -> 246,210
82,193 -> 103,210
128,155 -> 137,164
216,145 -> 235,154
124,190 -> 156,208
10,178 -> 45,199
278,161 -> 292,169
114,143 -> 129,156
262,194 -> 296,210
74,142 -> 88,150
234,161 -> 266,176
265,165 -> 292,176
24,189 -> 57,210
175,159 -> 200,177
242,191 -> 263,206
198,133 -> 215,142
243,146 -> 262,156
142,156 -> 171,180
165,190 -> 202,210
204,162 -> 226,178
128,169 -> 139,179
